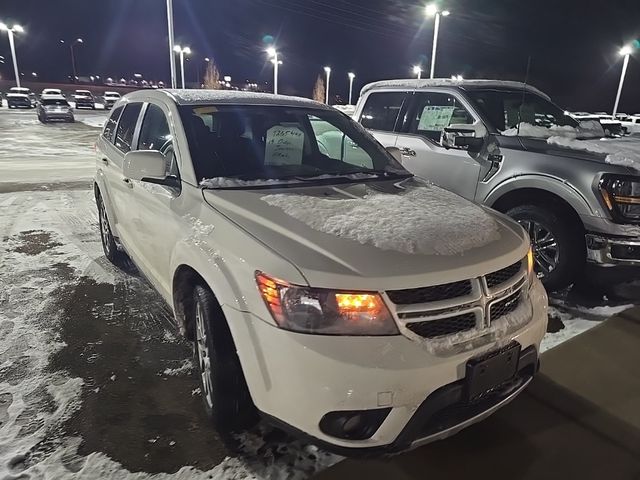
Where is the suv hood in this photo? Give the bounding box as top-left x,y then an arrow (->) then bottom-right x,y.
202,178 -> 529,290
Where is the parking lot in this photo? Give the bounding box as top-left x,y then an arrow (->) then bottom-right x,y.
0,105 -> 639,479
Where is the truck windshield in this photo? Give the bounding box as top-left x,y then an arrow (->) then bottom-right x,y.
180,105 -> 410,187
465,88 -> 581,136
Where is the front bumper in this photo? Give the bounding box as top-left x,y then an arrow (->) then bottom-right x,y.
225,278 -> 548,452
586,233 -> 640,266
43,112 -> 74,121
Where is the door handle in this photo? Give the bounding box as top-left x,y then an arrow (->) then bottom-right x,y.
122,178 -> 133,189
399,147 -> 417,157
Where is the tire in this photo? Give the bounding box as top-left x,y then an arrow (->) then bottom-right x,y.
507,204 -> 585,291
97,192 -> 128,267
192,284 -> 257,433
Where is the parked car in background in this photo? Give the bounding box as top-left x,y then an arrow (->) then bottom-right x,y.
37,96 -> 74,123
73,89 -> 96,109
7,87 -> 36,108
94,89 -> 548,454
355,79 -> 640,290
617,115 -> 640,134
103,91 -> 121,109
570,112 -> 625,136
41,88 -> 63,98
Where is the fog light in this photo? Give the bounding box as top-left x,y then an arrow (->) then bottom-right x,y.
319,408 -> 391,440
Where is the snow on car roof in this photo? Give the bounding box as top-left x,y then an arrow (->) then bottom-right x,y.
360,78 -> 549,99
161,89 -> 331,109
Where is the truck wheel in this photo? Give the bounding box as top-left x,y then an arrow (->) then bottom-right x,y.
507,204 -> 585,291
192,284 -> 257,433
97,192 -> 128,267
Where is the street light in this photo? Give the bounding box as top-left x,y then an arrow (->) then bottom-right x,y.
348,72 -> 356,105
612,45 -> 633,119
324,66 -> 331,104
413,65 -> 423,79
60,38 -> 83,81
425,4 -> 450,79
166,0 -> 177,89
0,22 -> 24,88
266,47 -> 282,94
174,45 -> 191,89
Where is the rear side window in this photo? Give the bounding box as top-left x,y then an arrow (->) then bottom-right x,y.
359,92 -> 406,132
114,103 -> 143,153
103,106 -> 123,143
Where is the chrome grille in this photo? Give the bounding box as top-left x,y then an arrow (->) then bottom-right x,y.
405,313 -> 476,339
485,261 -> 523,289
489,290 -> 522,321
386,280 -> 472,304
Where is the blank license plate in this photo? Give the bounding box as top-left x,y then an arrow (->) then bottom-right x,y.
466,344 -> 520,399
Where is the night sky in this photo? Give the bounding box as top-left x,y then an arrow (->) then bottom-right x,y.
1,0 -> 639,112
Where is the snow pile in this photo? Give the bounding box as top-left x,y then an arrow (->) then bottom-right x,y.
548,135 -> 640,170
166,89 -> 326,109
541,302 -> 634,352
80,117 -> 106,128
502,122 -> 576,138
262,182 -> 501,255
200,173 -> 378,189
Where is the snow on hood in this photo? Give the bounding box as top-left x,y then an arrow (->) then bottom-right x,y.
261,181 -> 500,256
501,121 -> 605,139
547,135 -> 640,171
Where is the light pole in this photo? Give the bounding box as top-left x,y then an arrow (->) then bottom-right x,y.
174,45 -> 191,89
324,66 -> 331,104
0,23 -> 24,88
413,65 -> 423,79
348,72 -> 356,105
166,0 -> 177,89
266,47 -> 281,94
60,38 -> 83,81
612,45 -> 633,119
425,4 -> 450,79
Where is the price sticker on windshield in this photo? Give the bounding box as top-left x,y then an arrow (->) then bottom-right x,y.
265,125 -> 305,165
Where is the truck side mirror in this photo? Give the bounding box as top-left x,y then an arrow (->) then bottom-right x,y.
441,121 -> 487,153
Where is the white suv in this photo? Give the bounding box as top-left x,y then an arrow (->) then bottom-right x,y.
94,90 -> 548,454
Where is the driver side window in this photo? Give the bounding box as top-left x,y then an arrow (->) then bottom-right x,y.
409,92 -> 474,142
138,104 -> 177,176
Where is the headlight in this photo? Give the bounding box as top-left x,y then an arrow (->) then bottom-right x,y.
599,174 -> 640,223
256,272 -> 398,336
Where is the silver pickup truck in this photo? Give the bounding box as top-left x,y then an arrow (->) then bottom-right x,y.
354,79 -> 640,290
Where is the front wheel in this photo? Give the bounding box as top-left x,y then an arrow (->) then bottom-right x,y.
192,284 -> 257,433
507,204 -> 585,291
97,192 -> 128,267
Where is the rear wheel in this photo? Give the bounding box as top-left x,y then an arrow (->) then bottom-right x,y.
507,204 -> 585,291
97,192 -> 128,267
192,284 -> 257,433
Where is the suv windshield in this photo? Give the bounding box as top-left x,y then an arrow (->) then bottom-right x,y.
180,105 -> 410,187
465,88 -> 586,137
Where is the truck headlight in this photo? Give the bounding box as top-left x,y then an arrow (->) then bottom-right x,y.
527,247 -> 536,287
599,174 -> 640,223
256,272 -> 399,335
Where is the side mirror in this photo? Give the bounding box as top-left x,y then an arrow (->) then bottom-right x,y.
386,146 -> 403,164
441,121 -> 487,153
123,150 -> 180,188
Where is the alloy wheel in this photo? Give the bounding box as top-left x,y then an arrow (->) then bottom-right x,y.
99,199 -> 111,256
518,219 -> 560,278
195,302 -> 214,409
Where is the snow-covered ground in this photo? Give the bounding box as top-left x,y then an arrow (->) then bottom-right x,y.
0,189 -> 340,479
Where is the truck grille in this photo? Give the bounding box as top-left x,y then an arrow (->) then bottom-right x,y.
405,313 -> 477,339
485,261 -> 523,289
386,280 -> 472,304
489,290 -> 522,321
